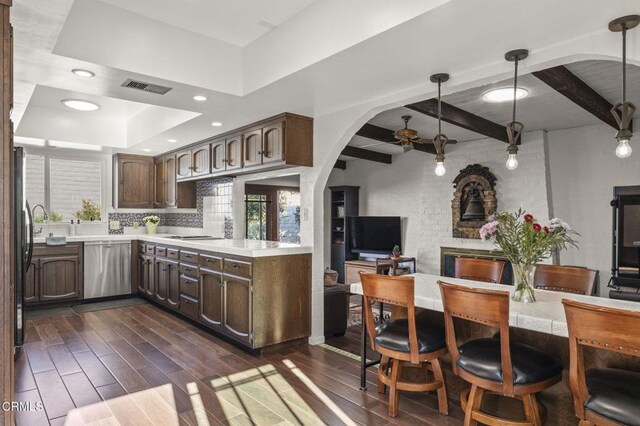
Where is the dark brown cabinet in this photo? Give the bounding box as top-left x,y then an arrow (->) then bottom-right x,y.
166,260 -> 180,309
225,134 -> 243,171
153,158 -> 165,208
113,154 -> 154,208
176,150 -> 192,180
211,138 -> 226,172
200,268 -> 223,328
223,275 -> 252,342
176,145 -> 210,181
25,243 -> 83,306
154,258 -> 167,303
243,128 -> 263,168
164,155 -> 177,207
262,120 -> 285,165
138,254 -> 154,297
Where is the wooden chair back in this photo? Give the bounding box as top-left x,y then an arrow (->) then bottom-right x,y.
438,281 -> 515,394
562,299 -> 640,419
359,272 -> 420,363
454,257 -> 506,284
534,264 -> 597,295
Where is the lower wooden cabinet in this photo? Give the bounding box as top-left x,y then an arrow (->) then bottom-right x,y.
136,241 -> 310,350
25,243 -> 83,306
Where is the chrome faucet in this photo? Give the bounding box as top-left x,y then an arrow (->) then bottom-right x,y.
31,204 -> 48,224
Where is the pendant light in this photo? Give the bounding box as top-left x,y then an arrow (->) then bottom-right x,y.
430,73 -> 450,176
609,15 -> 639,158
504,49 -> 528,170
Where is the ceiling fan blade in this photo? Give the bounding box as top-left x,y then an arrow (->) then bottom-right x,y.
448,139 -> 458,144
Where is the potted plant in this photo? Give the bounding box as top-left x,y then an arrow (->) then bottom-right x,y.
143,215 -> 160,235
74,199 -> 101,221
480,210 -> 578,303
391,245 -> 402,259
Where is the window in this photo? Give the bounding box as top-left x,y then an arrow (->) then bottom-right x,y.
245,185 -> 300,243
25,153 -> 104,222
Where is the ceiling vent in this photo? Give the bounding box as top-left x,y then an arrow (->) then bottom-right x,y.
120,79 -> 172,95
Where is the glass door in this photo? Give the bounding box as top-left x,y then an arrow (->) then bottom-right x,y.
245,185 -> 300,242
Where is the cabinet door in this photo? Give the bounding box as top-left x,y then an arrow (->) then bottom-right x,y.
200,269 -> 223,327
225,135 -> 243,171
155,259 -> 167,303
39,255 -> 81,301
118,155 -> 153,208
223,275 -> 252,342
154,159 -> 165,208
23,258 -> 39,304
143,256 -> 155,297
176,150 -> 192,180
137,255 -> 146,294
262,121 -> 285,164
164,155 -> 177,207
166,260 -> 180,309
191,145 -> 211,177
243,128 -> 263,168
211,139 -> 226,172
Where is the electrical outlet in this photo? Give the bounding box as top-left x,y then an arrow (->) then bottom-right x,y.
303,208 -> 309,221
109,220 -> 120,230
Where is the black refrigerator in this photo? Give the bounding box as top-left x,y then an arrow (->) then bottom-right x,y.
13,147 -> 34,353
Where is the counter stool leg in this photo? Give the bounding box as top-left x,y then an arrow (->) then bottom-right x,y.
360,295 -> 368,390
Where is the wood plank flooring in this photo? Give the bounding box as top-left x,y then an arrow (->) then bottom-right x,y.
16,304 -> 462,425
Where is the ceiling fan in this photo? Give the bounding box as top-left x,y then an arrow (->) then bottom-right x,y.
393,114 -> 458,153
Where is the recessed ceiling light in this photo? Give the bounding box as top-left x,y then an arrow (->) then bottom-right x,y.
61,99 -> 100,111
482,87 -> 529,103
193,95 -> 207,101
142,149 -> 151,152
49,140 -> 102,151
167,139 -> 177,143
72,68 -> 95,78
211,121 -> 222,127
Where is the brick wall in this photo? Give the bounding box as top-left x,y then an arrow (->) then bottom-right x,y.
325,130 -> 551,274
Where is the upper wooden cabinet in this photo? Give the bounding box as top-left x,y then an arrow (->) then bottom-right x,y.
226,133 -> 243,171
243,128 -> 263,168
164,155 -> 177,208
153,158 -> 165,208
211,138 -> 226,173
154,154 -> 196,209
113,154 -> 154,208
176,145 -> 211,181
176,150 -> 192,180
262,120 -> 285,165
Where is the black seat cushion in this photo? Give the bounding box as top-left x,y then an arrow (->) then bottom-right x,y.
374,311 -> 445,354
585,368 -> 640,426
456,338 -> 562,385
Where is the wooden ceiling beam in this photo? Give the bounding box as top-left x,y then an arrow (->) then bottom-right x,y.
406,99 -> 510,144
341,145 -> 392,164
334,159 -> 346,169
532,65 -> 626,130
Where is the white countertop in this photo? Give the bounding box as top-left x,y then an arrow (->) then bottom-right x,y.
34,234 -> 312,258
350,273 -> 640,338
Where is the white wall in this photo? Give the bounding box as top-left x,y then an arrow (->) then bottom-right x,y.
548,123 -> 640,295
324,131 -> 552,274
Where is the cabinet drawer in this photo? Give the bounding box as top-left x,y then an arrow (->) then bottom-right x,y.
180,276 -> 198,298
179,263 -> 198,277
145,245 -> 155,255
167,248 -> 180,260
199,254 -> 222,272
179,295 -> 199,320
33,243 -> 81,257
180,250 -> 198,263
155,247 -> 167,257
223,258 -> 252,279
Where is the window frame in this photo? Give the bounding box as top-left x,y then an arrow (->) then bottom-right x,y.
22,147 -> 109,223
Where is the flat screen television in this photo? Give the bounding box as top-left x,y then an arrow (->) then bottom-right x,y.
348,216 -> 401,254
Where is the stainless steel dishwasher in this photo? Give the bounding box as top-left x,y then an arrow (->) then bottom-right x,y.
84,241 -> 132,299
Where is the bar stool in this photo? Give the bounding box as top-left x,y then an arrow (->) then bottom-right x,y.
455,257 -> 506,284
438,281 -> 562,426
534,264 -> 597,295
563,299 -> 640,425
360,272 -> 448,417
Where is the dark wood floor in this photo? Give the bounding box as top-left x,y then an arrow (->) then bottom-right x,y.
16,303 -> 463,425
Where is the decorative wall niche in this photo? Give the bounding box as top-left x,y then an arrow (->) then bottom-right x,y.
451,164 -> 497,239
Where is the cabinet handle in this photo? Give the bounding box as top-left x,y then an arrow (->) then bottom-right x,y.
184,267 -> 192,272
206,258 -> 215,263
232,263 -> 239,268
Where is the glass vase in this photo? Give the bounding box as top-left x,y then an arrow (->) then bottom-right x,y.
145,222 -> 158,235
511,263 -> 536,303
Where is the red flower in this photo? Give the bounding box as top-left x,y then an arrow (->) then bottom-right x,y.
524,214 -> 534,222
543,226 -> 550,234
532,223 -> 542,232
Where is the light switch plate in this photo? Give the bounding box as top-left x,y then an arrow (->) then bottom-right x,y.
109,220 -> 120,230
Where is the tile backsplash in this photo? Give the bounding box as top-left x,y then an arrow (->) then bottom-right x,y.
108,177 -> 234,237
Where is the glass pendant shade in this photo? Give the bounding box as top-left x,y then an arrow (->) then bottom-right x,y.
616,138 -> 633,158
435,161 -> 446,176
506,153 -> 519,170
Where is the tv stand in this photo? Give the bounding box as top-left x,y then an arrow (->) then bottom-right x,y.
344,257 -> 416,285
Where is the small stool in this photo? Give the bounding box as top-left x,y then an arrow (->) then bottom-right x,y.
563,298 -> 640,425
439,281 -> 562,426
361,272 -> 448,417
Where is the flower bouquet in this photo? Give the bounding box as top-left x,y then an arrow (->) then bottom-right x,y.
143,215 -> 160,235
480,209 -> 578,303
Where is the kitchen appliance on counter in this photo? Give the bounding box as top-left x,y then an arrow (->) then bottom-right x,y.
84,240 -> 131,299
14,147 -> 34,354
